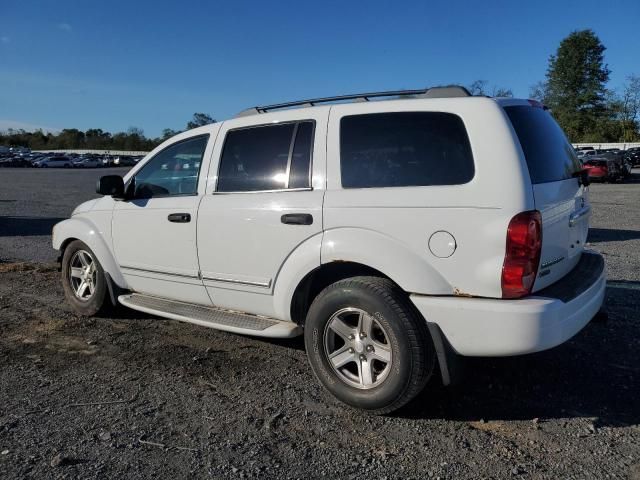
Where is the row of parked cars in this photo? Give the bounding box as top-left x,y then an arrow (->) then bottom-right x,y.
0,151 -> 144,169
576,146 -> 640,183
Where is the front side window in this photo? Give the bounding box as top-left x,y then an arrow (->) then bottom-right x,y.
133,135 -> 208,198
217,121 -> 314,192
340,112 -> 474,188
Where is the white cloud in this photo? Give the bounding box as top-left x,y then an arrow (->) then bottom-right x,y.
1,36 -> 9,44
0,120 -> 59,134
57,23 -> 72,32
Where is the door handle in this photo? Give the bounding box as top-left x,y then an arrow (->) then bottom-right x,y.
569,205 -> 590,227
281,213 -> 313,225
168,213 -> 191,223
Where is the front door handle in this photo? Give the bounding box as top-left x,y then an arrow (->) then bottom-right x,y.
168,213 -> 191,223
281,213 -> 313,225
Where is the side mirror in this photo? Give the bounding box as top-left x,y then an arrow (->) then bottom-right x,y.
96,175 -> 125,198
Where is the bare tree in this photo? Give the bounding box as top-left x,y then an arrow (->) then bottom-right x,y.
620,75 -> 640,141
468,80 -> 513,97
491,87 -> 513,98
529,81 -> 547,102
468,80 -> 488,95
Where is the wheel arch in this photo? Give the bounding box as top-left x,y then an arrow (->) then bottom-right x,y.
274,227 -> 453,324
289,261 -> 393,325
53,217 -> 127,288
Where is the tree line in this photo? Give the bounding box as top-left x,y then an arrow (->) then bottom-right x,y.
2,30 -> 638,149
0,113 -> 215,151
531,29 -> 639,143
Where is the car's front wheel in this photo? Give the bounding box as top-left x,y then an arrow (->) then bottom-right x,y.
304,276 -> 435,414
61,240 -> 108,316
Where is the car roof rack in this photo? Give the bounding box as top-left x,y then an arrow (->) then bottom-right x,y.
234,85 -> 471,118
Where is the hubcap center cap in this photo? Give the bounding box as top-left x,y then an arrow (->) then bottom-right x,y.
353,340 -> 365,354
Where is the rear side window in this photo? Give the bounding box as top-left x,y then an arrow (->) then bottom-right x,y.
505,106 -> 581,184
217,121 -> 314,192
340,112 -> 474,188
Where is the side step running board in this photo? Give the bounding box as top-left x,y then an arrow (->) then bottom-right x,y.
118,293 -> 302,338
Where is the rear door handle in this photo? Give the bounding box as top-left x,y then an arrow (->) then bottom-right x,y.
168,213 -> 191,223
281,213 -> 313,225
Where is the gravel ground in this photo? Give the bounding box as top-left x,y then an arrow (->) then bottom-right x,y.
0,167 -> 129,263
0,168 -> 639,479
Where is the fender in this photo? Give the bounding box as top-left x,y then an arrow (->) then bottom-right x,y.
52,216 -> 127,289
321,227 -> 452,295
272,232 -> 323,321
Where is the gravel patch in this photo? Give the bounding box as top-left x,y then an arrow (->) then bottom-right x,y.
0,168 -> 638,479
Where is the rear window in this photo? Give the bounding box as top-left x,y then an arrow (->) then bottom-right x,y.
340,112 -> 474,188
505,106 -> 581,184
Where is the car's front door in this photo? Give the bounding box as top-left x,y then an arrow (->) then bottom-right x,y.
111,132 -> 214,305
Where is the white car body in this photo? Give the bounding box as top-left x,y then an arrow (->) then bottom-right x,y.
577,149 -> 598,158
38,156 -> 73,168
73,158 -> 103,168
53,93 -> 605,364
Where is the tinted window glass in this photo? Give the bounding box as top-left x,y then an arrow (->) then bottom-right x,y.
134,135 -> 208,198
289,122 -> 314,189
217,123 -> 302,192
505,106 -> 581,184
340,112 -> 474,188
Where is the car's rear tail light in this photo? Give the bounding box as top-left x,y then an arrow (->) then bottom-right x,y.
502,210 -> 542,299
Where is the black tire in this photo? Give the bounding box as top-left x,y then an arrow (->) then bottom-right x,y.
304,276 -> 435,414
61,240 -> 108,316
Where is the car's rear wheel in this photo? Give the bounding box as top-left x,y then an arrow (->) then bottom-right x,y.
304,276 -> 435,414
61,240 -> 108,316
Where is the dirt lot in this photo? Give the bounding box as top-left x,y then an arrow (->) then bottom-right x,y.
0,168 -> 639,479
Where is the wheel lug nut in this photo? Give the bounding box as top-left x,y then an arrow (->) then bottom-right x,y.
366,345 -> 374,352
359,332 -> 366,339
359,354 -> 367,361
348,348 -> 354,353
348,334 -> 355,340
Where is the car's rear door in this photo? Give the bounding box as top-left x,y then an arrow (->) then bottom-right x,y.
504,104 -> 588,290
196,108 -> 328,318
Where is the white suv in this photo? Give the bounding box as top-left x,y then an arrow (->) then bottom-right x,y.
53,86 -> 606,413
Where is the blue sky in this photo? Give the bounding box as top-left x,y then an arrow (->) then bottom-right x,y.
1,0 -> 638,137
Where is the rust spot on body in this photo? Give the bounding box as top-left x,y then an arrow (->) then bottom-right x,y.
453,288 -> 473,297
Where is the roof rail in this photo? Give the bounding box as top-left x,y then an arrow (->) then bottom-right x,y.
234,85 -> 471,118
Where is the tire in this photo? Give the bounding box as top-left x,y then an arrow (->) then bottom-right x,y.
304,276 -> 435,414
61,240 -> 108,316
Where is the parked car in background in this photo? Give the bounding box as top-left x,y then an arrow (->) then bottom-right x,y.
625,147 -> 640,167
73,157 -> 103,168
100,155 -> 115,167
577,149 -> 598,159
35,156 -> 74,168
113,155 -> 137,167
582,158 -> 617,181
0,157 -> 32,167
582,152 -> 630,182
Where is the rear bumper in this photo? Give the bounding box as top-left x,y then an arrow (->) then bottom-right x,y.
411,251 -> 606,357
